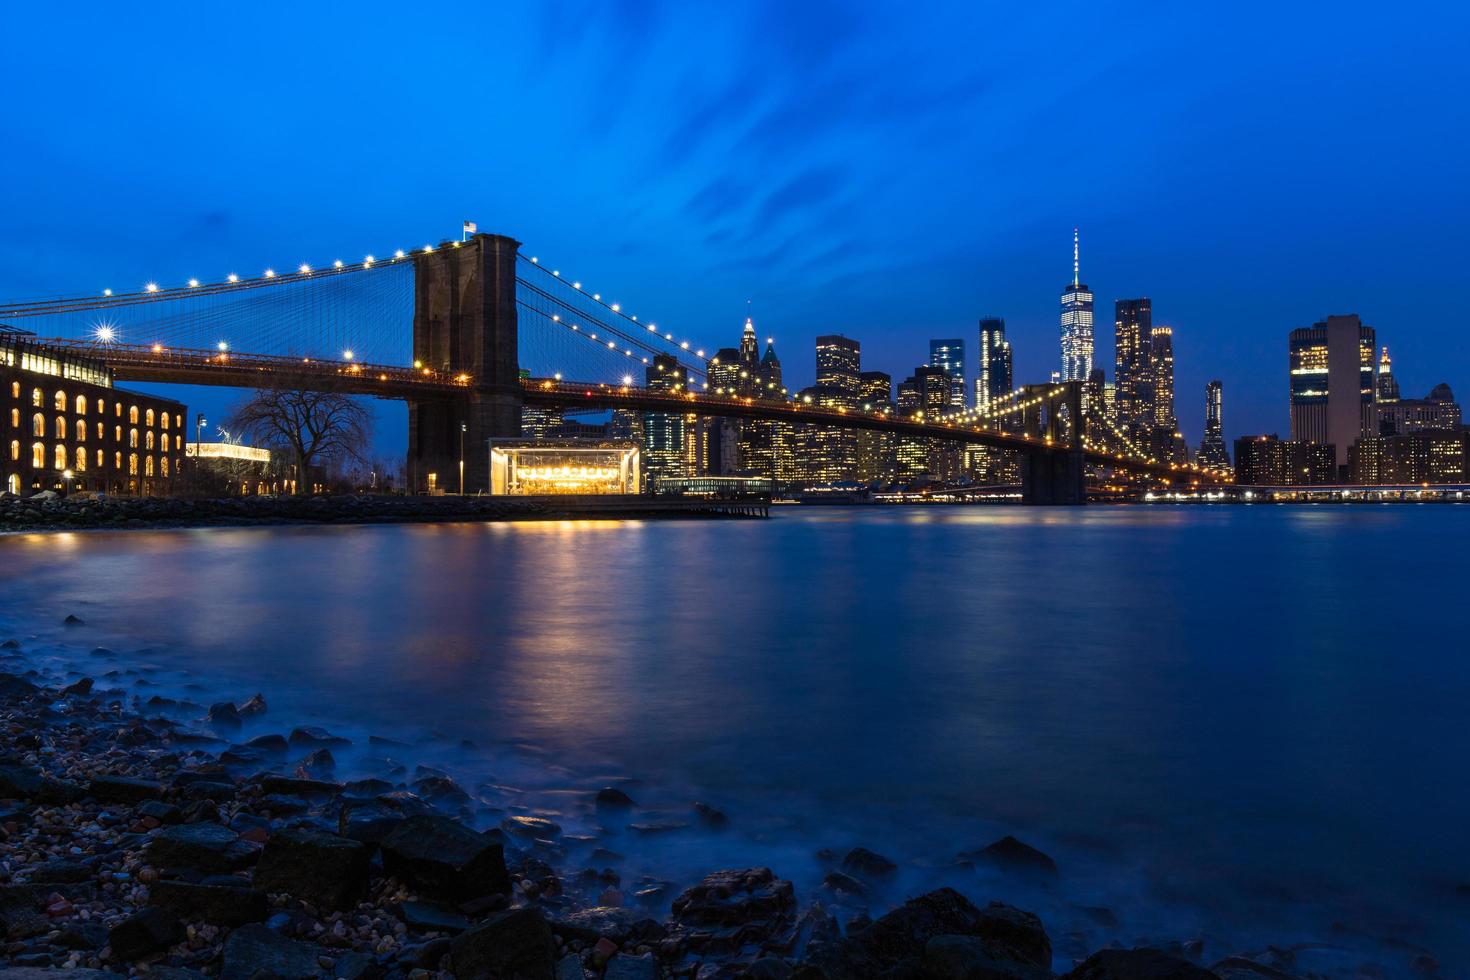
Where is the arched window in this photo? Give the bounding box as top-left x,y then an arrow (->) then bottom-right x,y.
31,443 -> 44,468
9,382 -> 18,398
128,453 -> 138,476
9,408 -> 16,428
95,449 -> 103,469
31,413 -> 43,437
145,455 -> 155,477
54,416 -> 66,439
53,444 -> 66,470
114,402 -> 122,417
54,390 -> 66,412
174,434 -> 182,451
96,399 -> 105,416
31,388 -> 42,407
6,473 -> 17,495
114,451 -> 121,470
160,456 -> 170,477
76,450 -> 86,472
145,431 -> 155,451
114,425 -> 121,442
9,440 -> 18,461
75,394 -> 87,415
161,413 -> 170,430
129,428 -> 138,448
76,423 -> 86,443
95,422 -> 103,440
129,405 -> 139,424
145,409 -> 155,427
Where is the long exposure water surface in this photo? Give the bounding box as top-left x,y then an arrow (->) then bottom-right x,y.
2,506 -> 1467,974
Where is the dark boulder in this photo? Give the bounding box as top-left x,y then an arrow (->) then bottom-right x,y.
245,733 -> 289,753
397,899 -> 472,934
88,774 -> 165,803
693,801 -> 730,828
0,762 -> 81,804
449,906 -> 557,980
381,814 -> 511,901
595,786 -> 637,809
1209,958 -> 1300,980
220,922 -> 323,980
501,814 -> 563,839
148,879 -> 269,926
1061,948 -> 1221,979
207,701 -> 242,728
257,774 -> 342,797
108,906 -> 184,961
339,800 -> 406,845
669,867 -> 796,955
288,725 -> 350,749
295,747 -> 336,779
238,693 -> 268,718
604,953 -> 659,980
146,823 -> 257,872
61,677 -> 94,696
970,836 -> 1058,878
841,846 -> 897,879
255,828 -> 370,911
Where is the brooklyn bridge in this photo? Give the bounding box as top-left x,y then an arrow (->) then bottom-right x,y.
0,233 -> 1232,504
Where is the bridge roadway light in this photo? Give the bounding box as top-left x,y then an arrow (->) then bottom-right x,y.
145,282 -> 159,293
103,288 -> 112,296
227,274 -> 239,283
217,341 -> 229,352
343,350 -> 354,361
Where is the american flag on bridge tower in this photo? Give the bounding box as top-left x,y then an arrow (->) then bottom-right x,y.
462,220 -> 477,239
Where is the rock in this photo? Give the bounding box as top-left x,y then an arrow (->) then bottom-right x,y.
28,859 -> 94,883
821,871 -> 867,896
256,774 -> 342,796
57,919 -> 111,949
922,934 -> 1053,979
693,801 -> 730,828
669,867 -> 796,955
180,798 -> 222,824
0,971 -> 117,980
108,905 -> 185,961
841,846 -> 897,879
554,906 -> 661,944
146,823 -> 258,872
63,614 -> 84,626
88,774 -> 165,803
1061,949 -> 1221,979
61,677 -> 94,696
381,814 -> 511,901
595,786 -> 637,809
411,936 -> 455,970
296,747 -> 336,778
238,692 -> 268,717
0,762 -> 81,804
449,906 -> 557,980
397,900 -> 472,934
220,922 -> 323,980
339,800 -> 406,845
502,814 -> 563,838
971,836 -> 1058,878
413,774 -> 471,807
1209,958 -> 1300,980
255,828 -> 370,911
555,953 -> 584,980
288,725 -> 350,748
207,701 -> 242,728
245,732 -> 289,753
604,952 -> 659,980
148,878 -> 270,926
805,889 -> 1050,980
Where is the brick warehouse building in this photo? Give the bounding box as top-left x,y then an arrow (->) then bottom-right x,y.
2,329 -> 185,496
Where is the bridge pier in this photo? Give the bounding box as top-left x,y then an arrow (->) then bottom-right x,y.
1021,449 -> 1087,505
407,234 -> 522,494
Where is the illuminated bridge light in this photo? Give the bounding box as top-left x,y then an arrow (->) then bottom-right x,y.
188,278 -> 200,288
364,255 -> 375,266
144,282 -> 159,293
394,250 -> 406,259
334,260 -> 344,269
299,263 -> 312,274
103,288 -> 112,296
227,274 -> 239,283
264,269 -> 276,278
218,341 -> 229,352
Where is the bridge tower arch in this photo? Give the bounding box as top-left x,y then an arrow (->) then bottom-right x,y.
407,234 -> 523,494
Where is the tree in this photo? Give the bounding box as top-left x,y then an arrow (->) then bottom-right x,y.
228,380 -> 371,495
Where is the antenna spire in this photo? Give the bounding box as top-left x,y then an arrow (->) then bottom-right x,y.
1072,227 -> 1079,287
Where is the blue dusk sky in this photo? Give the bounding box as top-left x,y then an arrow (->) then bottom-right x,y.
2,1 -> 1466,454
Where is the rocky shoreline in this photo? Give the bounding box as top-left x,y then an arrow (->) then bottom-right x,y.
0,493 -> 767,534
0,634 -> 1443,980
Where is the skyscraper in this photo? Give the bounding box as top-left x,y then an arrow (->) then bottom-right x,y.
1197,380 -> 1230,467
1150,326 -> 1178,432
815,335 -> 861,396
643,354 -> 690,483
1289,314 -> 1376,468
976,317 -> 1012,414
1059,228 -> 1094,382
929,338 -> 966,411
1376,346 -> 1400,403
1114,298 -> 1153,441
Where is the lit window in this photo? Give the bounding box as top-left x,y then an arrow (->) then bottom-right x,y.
146,431 -> 155,451
129,428 -> 138,448
76,450 -> 86,472
160,456 -> 169,477
145,409 -> 155,427
8,440 -> 17,461
9,382 -> 17,399
128,453 -> 138,476
114,425 -> 121,441
31,413 -> 43,437
31,443 -> 43,468
95,449 -> 103,468
54,417 -> 66,439
115,402 -> 121,418
145,455 -> 154,477
32,388 -> 41,407
54,444 -> 66,470
95,422 -> 102,439
8,409 -> 15,428
174,434 -> 181,450
96,399 -> 104,415
54,390 -> 65,412
6,474 -> 17,494
114,451 -> 121,470
75,395 -> 87,415
161,412 -> 169,430
77,423 -> 85,443
129,405 -> 138,424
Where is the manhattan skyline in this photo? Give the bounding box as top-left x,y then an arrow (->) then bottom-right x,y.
1,2 -> 1465,454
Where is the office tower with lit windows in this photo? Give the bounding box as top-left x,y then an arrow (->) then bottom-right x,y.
1059,229 -> 1094,382
815,335 -> 861,397
977,317 -> 1012,414
1197,380 -> 1230,467
1289,314 -> 1376,469
1114,298 -> 1153,441
642,354 -> 689,483
1376,346 -> 1400,404
1148,325 -> 1186,460
855,370 -> 894,484
806,335 -> 863,483
929,338 -> 966,411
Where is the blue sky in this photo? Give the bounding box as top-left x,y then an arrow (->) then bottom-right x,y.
2,1 -> 1466,453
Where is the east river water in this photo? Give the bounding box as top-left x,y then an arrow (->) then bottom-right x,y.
2,506 -> 1467,974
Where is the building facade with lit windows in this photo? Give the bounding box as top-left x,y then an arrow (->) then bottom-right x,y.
1059,229 -> 1094,382
1289,314 -> 1376,469
1233,434 -> 1336,486
1349,430 -> 1468,485
928,338 -> 966,411
2,331 -> 185,497
976,317 -> 1012,414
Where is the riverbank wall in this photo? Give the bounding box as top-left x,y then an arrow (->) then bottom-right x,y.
0,492 -> 769,532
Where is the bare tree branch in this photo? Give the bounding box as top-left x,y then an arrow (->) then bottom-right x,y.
227,375 -> 372,495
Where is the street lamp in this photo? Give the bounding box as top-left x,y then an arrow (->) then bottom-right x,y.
459,422 -> 467,495
62,469 -> 74,496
